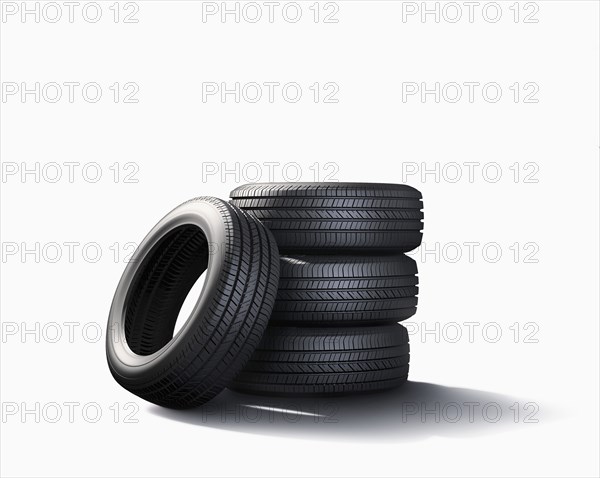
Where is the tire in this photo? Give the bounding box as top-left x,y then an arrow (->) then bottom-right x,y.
231,324 -> 409,396
230,182 -> 423,253
273,254 -> 418,325
106,197 -> 280,409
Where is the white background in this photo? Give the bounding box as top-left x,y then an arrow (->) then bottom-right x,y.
1,1 -> 599,477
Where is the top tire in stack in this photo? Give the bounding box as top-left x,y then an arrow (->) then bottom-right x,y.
229,183 -> 423,396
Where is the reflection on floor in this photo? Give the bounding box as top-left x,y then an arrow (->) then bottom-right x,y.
150,381 -> 545,442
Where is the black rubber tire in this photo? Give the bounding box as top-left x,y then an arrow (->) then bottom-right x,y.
229,182 -> 423,253
273,254 -> 418,325
106,197 -> 280,409
231,324 -> 409,396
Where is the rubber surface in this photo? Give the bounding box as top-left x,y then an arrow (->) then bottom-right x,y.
231,324 -> 409,396
274,254 -> 418,325
106,197 -> 280,409
230,182 -> 423,253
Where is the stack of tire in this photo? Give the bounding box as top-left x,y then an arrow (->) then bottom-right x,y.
228,182 -> 424,396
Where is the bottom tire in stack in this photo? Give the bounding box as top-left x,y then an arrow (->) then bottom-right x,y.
231,324 -> 409,396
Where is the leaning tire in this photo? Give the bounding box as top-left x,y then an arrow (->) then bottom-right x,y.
231,324 -> 409,396
230,182 -> 423,253
106,197 -> 280,409
273,254 -> 418,325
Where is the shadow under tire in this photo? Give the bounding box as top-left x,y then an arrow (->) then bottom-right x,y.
231,324 -> 409,396
229,182 -> 424,253
106,197 -> 280,409
274,254 -> 418,325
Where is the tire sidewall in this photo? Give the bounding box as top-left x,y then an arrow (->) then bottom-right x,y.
106,198 -> 228,381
